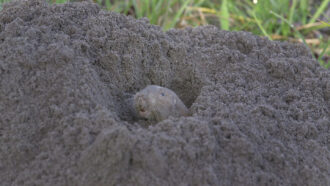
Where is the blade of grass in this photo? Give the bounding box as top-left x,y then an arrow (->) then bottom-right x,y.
104,0 -> 111,10
194,0 -> 206,7
150,0 -> 164,24
187,6 -> 216,14
252,11 -> 271,40
285,0 -> 298,37
164,0 -> 191,30
309,0 -> 330,24
317,42 -> 328,62
55,0 -> 67,4
299,0 -> 308,24
270,11 -> 303,39
276,1 -> 290,36
270,10 -> 317,61
145,0 -> 150,17
288,0 -> 298,25
321,21 -> 330,27
127,1 -> 135,15
187,6 -> 257,23
132,0 -> 142,18
219,0 -> 229,30
140,0 -> 146,17
296,22 -> 330,31
297,22 -> 330,36
317,41 -> 329,69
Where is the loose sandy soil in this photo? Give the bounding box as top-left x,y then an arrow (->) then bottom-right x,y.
0,1 -> 329,185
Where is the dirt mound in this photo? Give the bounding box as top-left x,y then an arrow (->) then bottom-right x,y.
0,1 -> 329,185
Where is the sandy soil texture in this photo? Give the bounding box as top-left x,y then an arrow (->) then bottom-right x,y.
0,1 -> 329,185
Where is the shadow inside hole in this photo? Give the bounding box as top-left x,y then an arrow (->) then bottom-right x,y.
115,92 -> 138,123
169,80 -> 203,108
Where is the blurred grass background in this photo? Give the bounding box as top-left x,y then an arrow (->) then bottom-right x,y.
0,0 -> 329,68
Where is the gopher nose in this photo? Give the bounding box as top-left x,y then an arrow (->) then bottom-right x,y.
136,95 -> 147,111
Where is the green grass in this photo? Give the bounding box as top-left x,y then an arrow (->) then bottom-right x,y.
0,0 -> 329,68
219,0 -> 229,30
0,0 -> 10,9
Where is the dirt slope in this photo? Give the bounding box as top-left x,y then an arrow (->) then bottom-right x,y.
0,1 -> 329,185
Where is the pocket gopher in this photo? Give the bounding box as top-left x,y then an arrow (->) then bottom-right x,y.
133,85 -> 189,122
